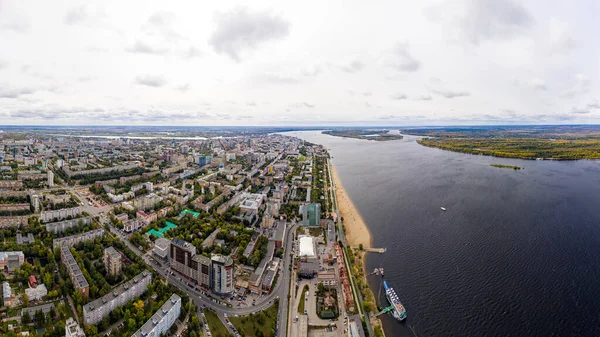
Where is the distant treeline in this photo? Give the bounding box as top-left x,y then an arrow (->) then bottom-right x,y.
418,138 -> 600,160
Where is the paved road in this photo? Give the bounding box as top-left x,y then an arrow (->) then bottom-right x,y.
102,216 -> 298,336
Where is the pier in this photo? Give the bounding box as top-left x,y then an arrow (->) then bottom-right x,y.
351,246 -> 387,253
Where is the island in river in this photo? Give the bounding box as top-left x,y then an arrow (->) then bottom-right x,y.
406,125 -> 600,160
323,129 -> 403,141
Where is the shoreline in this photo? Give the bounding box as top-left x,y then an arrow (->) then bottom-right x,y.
331,165 -> 373,248
331,164 -> 386,337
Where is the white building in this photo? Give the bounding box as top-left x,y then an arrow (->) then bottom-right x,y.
65,317 -> 86,337
25,283 -> 47,301
40,207 -> 82,223
83,270 -> 152,325
47,171 -> 54,187
2,281 -> 13,306
131,294 -> 181,337
31,194 -> 40,213
298,236 -> 315,257
153,237 -> 170,259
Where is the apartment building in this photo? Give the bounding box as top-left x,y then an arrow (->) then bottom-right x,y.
45,217 -> 92,234
61,247 -> 89,298
40,207 -> 82,223
169,238 -> 211,289
83,270 -> 152,325
53,228 -> 104,249
103,247 -> 122,276
131,294 -> 181,337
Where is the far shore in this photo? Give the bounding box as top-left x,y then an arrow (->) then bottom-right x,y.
331,165 -> 372,248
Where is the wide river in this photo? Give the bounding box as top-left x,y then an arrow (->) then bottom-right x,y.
286,131 -> 600,337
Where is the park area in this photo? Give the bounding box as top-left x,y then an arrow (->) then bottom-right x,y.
229,301 -> 279,337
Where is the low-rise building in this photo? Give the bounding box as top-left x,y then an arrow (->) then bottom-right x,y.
65,317 -> 86,337
2,281 -> 13,306
136,210 -> 157,226
25,283 -> 47,301
0,251 -> 24,272
16,233 -> 35,245
153,237 -> 170,259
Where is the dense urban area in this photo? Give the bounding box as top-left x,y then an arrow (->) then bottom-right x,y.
0,130 -> 377,337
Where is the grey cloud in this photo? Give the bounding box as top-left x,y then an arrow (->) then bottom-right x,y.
290,102 -> 315,109
419,95 -> 433,101
209,7 -> 290,62
145,11 -> 183,41
217,113 -> 231,119
562,74 -> 590,98
388,43 -> 420,72
571,107 -> 591,115
391,93 -> 407,100
301,66 -> 322,77
260,72 -> 300,84
64,6 -> 88,25
176,84 -> 190,92
0,87 -> 35,99
247,102 -> 257,107
0,20 -> 29,33
363,92 -> 372,97
461,0 -> 533,45
135,75 -> 167,87
340,60 -> 365,73
429,87 -> 470,98
587,102 -> 600,110
0,61 -> 7,70
529,78 -> 547,91
147,11 -> 175,27
183,46 -> 203,59
126,41 -> 168,55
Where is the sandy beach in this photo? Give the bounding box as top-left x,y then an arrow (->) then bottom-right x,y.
331,165 -> 372,248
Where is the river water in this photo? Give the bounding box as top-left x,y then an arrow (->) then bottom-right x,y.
286,131 -> 600,337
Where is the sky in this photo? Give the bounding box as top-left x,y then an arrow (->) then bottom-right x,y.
0,0 -> 598,126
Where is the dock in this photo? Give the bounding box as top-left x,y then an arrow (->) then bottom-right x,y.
351,246 -> 386,253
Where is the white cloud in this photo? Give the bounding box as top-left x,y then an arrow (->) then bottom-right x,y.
0,1 -> 597,125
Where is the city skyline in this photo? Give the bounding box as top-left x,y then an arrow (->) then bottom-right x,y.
0,0 -> 597,126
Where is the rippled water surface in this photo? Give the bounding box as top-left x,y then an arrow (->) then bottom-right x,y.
287,131 -> 600,337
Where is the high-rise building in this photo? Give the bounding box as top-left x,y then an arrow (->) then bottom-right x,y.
103,247 -> 122,276
31,194 -> 40,213
131,294 -> 181,337
169,238 -> 211,289
83,271 -> 151,325
302,203 -> 321,227
198,155 -> 213,167
211,255 -> 234,295
47,170 -> 54,187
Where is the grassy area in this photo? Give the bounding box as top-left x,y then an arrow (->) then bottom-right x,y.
308,227 -> 323,237
229,301 -> 279,337
323,130 -> 403,141
203,309 -> 230,337
418,137 -> 600,160
298,285 -> 309,313
489,164 -> 523,170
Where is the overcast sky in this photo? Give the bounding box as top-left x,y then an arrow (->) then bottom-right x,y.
0,0 -> 598,126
